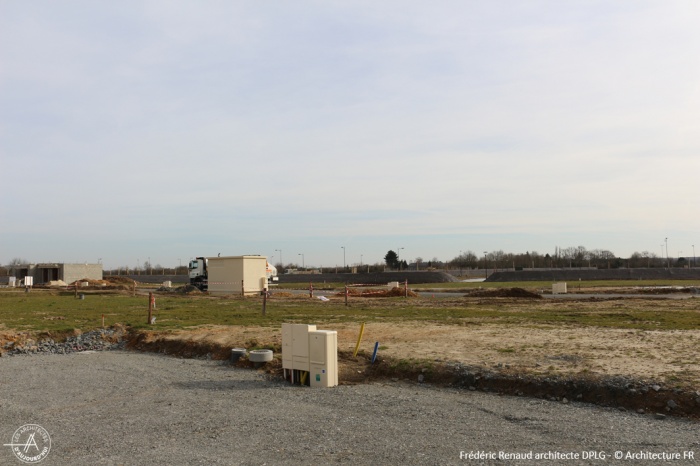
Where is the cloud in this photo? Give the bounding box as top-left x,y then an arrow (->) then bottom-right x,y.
1,1 -> 699,266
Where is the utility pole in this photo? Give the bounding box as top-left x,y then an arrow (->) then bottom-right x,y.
275,249 -> 282,268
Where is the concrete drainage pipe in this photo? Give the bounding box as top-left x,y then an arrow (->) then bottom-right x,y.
230,348 -> 247,363
248,349 -> 273,364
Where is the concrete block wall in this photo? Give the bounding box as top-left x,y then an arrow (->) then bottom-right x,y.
62,264 -> 103,284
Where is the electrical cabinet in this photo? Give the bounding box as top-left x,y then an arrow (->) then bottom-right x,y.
309,330 -> 338,388
282,323 -> 293,369
281,323 -> 316,371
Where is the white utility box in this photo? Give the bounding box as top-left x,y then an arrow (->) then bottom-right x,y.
282,323 -> 316,371
552,282 -> 568,294
309,330 -> 338,388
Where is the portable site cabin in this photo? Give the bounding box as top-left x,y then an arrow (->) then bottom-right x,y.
207,255 -> 268,296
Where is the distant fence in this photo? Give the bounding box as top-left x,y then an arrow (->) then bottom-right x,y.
114,274 -> 189,284
277,271 -> 458,285
487,268 -> 700,282
111,272 -> 460,286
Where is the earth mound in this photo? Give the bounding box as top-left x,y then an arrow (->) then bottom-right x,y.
174,284 -> 203,294
335,287 -> 419,298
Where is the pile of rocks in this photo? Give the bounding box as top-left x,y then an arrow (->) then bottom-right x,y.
2,329 -> 126,356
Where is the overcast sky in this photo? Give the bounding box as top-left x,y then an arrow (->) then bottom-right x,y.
1,1 -> 699,269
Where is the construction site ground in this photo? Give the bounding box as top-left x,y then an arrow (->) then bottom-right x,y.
1,282 -> 699,417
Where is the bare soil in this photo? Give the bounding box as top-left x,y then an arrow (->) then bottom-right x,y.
3,288 -> 700,416
126,319 -> 700,385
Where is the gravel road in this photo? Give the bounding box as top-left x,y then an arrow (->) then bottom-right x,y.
1,351 -> 698,465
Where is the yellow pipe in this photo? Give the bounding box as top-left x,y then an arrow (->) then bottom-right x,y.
300,371 -> 308,385
353,322 -> 366,357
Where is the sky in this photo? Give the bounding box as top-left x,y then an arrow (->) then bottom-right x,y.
1,1 -> 699,269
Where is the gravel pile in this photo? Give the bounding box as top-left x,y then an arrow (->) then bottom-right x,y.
2,329 -> 126,355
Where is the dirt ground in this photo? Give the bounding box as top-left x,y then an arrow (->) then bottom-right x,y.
132,315 -> 700,386
3,283 -> 699,390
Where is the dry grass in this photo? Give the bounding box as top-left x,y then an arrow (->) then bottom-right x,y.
1,286 -> 699,386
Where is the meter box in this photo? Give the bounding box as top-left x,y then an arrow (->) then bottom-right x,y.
309,330 -> 338,388
282,323 -> 316,371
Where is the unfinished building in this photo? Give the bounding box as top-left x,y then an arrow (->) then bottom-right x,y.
5,263 -> 103,285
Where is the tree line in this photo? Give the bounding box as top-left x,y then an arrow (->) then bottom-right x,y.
447,246 -> 687,270
1,246 -> 694,276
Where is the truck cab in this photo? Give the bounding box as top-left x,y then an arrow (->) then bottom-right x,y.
188,257 -> 208,291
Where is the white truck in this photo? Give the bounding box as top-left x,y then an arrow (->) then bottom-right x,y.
188,256 -> 278,291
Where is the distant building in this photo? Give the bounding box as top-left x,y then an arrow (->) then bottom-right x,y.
6,263 -> 103,285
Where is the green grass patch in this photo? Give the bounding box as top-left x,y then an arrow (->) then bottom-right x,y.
1,287 -> 698,335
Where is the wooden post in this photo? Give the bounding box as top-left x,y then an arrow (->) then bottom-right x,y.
148,292 -> 153,324
262,288 -> 267,316
345,285 -> 348,306
309,282 -> 314,298
74,283 -> 78,298
404,279 -> 408,298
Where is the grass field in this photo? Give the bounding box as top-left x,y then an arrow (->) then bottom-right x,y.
1,281 -> 698,334
2,282 -> 700,392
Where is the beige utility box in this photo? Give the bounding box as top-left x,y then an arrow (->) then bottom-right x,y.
207,255 -> 268,296
309,330 -> 338,388
282,323 -> 317,371
552,282 -> 568,294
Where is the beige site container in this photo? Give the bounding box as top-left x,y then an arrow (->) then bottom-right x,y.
207,255 -> 269,296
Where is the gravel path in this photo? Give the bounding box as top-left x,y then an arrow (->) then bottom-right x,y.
1,351 -> 698,465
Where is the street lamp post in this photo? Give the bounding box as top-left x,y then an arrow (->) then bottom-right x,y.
483,251 -> 488,279
298,253 -> 304,270
665,238 -> 669,268
275,249 -> 282,268
693,245 -> 696,268
398,247 -> 404,270
341,247 -> 346,270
